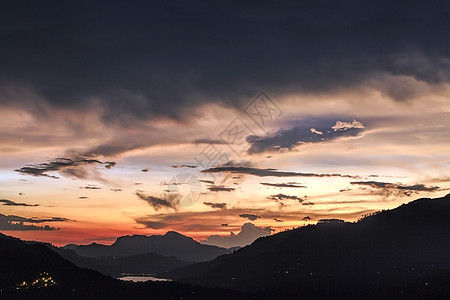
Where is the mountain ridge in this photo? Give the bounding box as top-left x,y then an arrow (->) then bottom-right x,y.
163,194 -> 450,298
67,231 -> 235,262
0,234 -> 248,299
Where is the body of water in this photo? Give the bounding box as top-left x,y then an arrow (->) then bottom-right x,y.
118,275 -> 171,282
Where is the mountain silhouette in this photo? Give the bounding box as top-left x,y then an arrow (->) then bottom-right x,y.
0,233 -> 247,299
67,231 -> 234,262
164,194 -> 450,299
53,247 -> 192,277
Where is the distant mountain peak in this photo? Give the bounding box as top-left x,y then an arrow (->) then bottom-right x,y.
165,194 -> 450,297
67,231 -> 232,262
164,231 -> 192,240
164,231 -> 184,237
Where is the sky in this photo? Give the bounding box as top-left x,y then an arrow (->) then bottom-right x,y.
1,0 -> 450,247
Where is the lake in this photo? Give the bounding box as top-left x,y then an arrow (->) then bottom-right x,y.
118,275 -> 172,282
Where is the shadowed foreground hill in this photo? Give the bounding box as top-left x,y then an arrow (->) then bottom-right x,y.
68,231 -> 234,262
53,247 -> 193,277
165,194 -> 450,299
0,233 -> 247,299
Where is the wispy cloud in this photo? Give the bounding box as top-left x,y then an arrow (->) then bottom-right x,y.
135,191 -> 180,211
350,181 -> 442,197
134,220 -> 167,229
202,166 -> 358,178
239,213 -> 261,221
0,199 -> 39,207
194,139 -> 227,145
14,157 -> 116,181
199,180 -> 215,185
267,194 -> 304,203
171,164 -> 198,169
80,185 -> 102,190
260,182 -> 306,188
207,185 -> 235,192
203,202 -> 227,209
0,213 -> 70,231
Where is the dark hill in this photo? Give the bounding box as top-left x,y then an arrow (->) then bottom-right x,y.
0,234 -> 247,299
165,194 -> 450,299
53,247 -> 192,277
70,231 -> 232,262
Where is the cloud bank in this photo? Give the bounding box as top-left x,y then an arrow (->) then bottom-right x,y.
350,181 -> 442,197
202,222 -> 271,248
14,157 -> 115,181
0,199 -> 39,207
2,1 -> 450,124
202,166 -> 358,178
135,191 -> 181,211
247,120 -> 365,154
0,213 -> 69,231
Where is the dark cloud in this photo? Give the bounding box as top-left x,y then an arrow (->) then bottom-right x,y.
3,1 -> 449,124
78,196 -> 88,199
239,213 -> 261,221
202,222 -> 271,248
136,220 -> 168,230
199,180 -> 215,185
14,157 -> 115,180
0,199 -> 39,207
261,182 -> 306,188
274,218 -> 283,222
202,166 -> 358,178
110,188 -> 122,192
350,181 -> 442,197
104,161 -> 116,169
171,164 -> 198,169
302,202 -> 315,206
135,191 -> 180,211
0,213 -> 69,231
302,216 -> 311,221
267,194 -> 304,203
81,185 -> 102,190
141,168 -> 150,172
203,202 -> 227,209
247,120 -> 365,154
207,185 -> 235,192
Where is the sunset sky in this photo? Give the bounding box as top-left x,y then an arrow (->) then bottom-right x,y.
1,1 -> 450,247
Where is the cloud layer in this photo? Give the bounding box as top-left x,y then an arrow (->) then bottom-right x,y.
0,199 -> 39,207
202,166 -> 358,178
260,182 -> 306,188
0,213 -> 69,231
135,191 -> 181,211
247,120 -> 365,154
202,222 -> 271,248
350,181 -> 442,197
2,1 -> 450,123
14,157 -> 115,181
